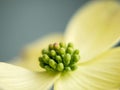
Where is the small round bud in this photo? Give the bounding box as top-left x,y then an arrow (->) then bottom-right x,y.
59,42 -> 66,47
49,59 -> 57,69
55,55 -> 62,63
70,65 -> 77,71
66,47 -> 73,54
63,54 -> 71,66
39,57 -> 42,62
39,62 -> 45,68
65,67 -> 71,71
42,49 -> 48,54
68,42 -> 73,48
49,44 -> 53,50
74,49 -> 79,54
39,57 -> 45,68
42,54 -> 49,64
57,63 -> 64,71
59,48 -> 65,55
50,50 -> 56,57
45,65 -> 54,72
61,54 -> 64,58
54,43 -> 60,50
72,54 -> 80,63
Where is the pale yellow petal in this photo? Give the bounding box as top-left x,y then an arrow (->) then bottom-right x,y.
14,33 -> 64,71
65,1 -> 120,62
0,62 -> 60,90
54,47 -> 120,90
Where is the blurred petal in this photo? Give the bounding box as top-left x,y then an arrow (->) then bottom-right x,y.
14,33 -> 64,71
65,1 -> 120,62
54,47 -> 120,90
0,62 -> 60,90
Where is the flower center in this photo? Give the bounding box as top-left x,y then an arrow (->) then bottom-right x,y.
39,42 -> 80,72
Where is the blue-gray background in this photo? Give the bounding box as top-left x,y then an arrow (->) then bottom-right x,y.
0,0 -> 89,61
0,0 -> 119,62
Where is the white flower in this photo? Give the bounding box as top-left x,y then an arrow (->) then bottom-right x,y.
0,1 -> 120,90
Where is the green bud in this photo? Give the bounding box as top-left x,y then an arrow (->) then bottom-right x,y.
39,57 -> 42,62
43,54 -> 49,64
50,50 -> 56,57
59,42 -> 66,47
55,55 -> 62,63
74,49 -> 79,54
72,54 -> 80,63
70,65 -> 77,71
42,49 -> 48,54
66,47 -> 73,54
49,59 -> 57,69
61,54 -> 64,58
63,54 -> 71,66
54,43 -> 60,50
57,63 -> 64,71
40,62 -> 45,68
49,44 -> 53,50
59,48 -> 65,55
39,57 -> 45,68
68,42 -> 73,48
45,65 -> 54,72
65,67 -> 71,72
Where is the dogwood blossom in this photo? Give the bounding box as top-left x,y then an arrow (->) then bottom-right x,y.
0,1 -> 120,90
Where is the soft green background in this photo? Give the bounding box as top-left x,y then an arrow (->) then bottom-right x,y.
0,0 -> 89,61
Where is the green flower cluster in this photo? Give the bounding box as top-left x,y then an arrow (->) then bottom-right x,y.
39,42 -> 80,72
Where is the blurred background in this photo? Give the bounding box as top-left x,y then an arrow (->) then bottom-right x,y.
0,0 -> 89,61
0,0 -> 120,62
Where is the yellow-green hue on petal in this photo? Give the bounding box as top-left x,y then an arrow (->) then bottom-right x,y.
54,47 -> 120,90
14,33 -> 64,71
65,1 -> 120,62
0,62 -> 60,90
